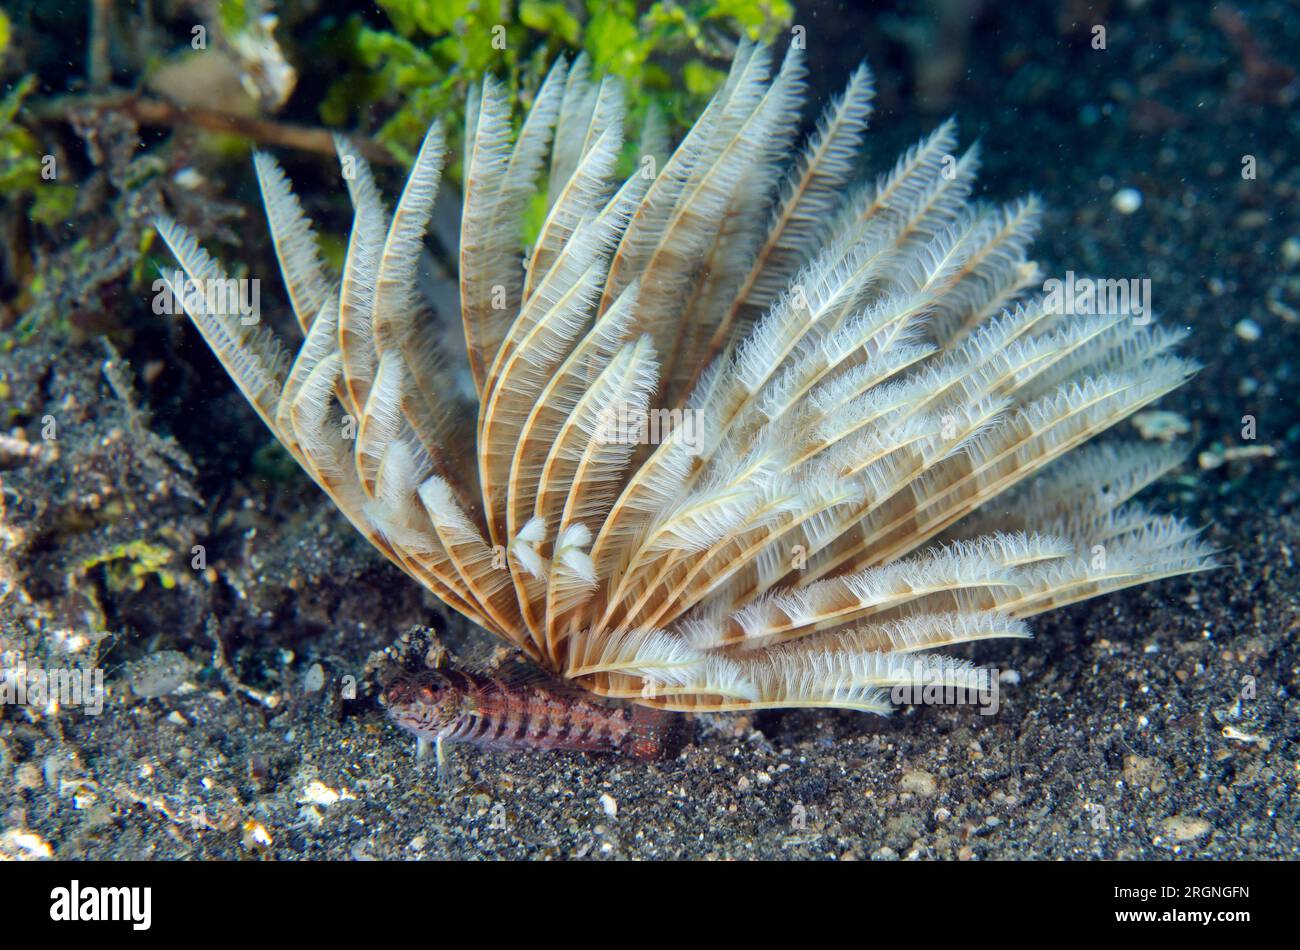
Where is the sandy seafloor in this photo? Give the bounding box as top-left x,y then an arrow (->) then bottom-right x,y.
0,1 -> 1296,859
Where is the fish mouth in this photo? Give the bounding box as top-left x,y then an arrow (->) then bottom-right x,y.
385,705 -> 446,743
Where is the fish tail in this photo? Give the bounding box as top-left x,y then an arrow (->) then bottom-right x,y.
626,705 -> 681,760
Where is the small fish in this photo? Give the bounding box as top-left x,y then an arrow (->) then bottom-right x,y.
383,670 -> 675,774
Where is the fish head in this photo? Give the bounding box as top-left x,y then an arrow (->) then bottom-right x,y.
382,672 -> 462,740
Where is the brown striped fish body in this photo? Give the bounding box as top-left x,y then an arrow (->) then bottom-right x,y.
383,670 -> 671,760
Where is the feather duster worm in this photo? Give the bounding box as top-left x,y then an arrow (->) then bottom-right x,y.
158,40 -> 1215,725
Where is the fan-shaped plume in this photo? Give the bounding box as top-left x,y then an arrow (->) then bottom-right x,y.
158,41 -> 1215,720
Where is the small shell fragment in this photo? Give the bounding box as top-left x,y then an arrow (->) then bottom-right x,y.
127,651 -> 195,699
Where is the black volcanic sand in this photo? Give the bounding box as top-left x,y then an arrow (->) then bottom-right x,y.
0,0 -> 1296,859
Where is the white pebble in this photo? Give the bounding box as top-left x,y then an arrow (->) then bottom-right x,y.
1112,188 -> 1143,214
172,167 -> 204,190
599,792 -> 618,818
1234,318 -> 1261,342
298,779 -> 353,806
302,663 -> 325,693
2,829 -> 53,859
1282,236 -> 1300,267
